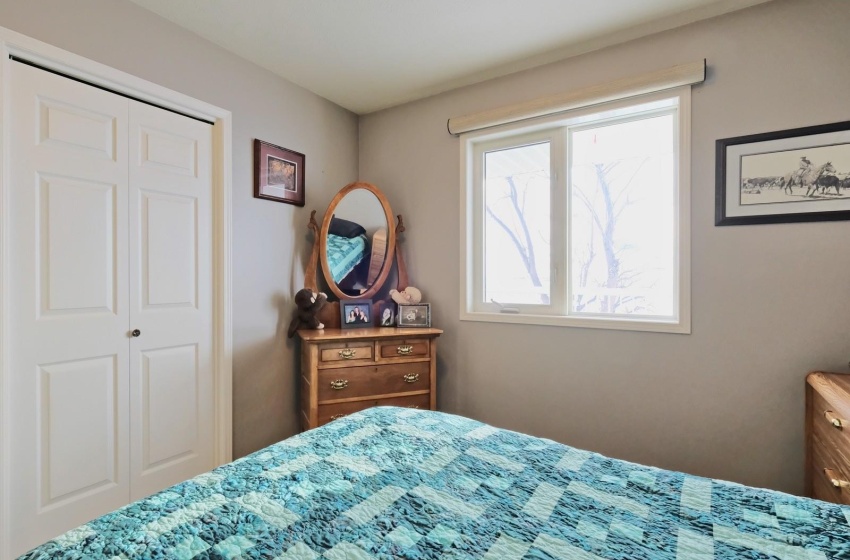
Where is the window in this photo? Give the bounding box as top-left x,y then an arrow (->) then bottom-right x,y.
461,89 -> 690,333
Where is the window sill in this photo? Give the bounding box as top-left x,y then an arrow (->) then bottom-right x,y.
459,310 -> 690,334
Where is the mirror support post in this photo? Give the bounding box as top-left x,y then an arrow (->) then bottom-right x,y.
395,214 -> 409,291
305,210 -> 320,292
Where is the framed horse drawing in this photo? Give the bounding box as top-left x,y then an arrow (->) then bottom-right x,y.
716,120 -> 850,225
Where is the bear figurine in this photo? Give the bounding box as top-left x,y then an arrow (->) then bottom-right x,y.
287,289 -> 327,338
389,286 -> 422,305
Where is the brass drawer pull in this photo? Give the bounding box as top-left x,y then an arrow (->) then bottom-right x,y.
824,410 -> 845,429
824,468 -> 850,488
403,373 -> 420,383
397,344 -> 414,355
338,348 -> 357,360
330,379 -> 349,390
330,414 -> 347,421
407,405 -> 420,409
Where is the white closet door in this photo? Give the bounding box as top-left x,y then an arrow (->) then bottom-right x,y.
8,62 -> 131,556
128,101 -> 214,500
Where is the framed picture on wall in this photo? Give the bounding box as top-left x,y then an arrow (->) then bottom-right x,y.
716,120 -> 850,225
397,303 -> 431,328
340,299 -> 373,328
254,139 -> 305,206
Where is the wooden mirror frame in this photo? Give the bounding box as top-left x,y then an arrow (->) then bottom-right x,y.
313,181 -> 397,300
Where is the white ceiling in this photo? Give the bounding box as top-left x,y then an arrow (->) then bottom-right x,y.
129,0 -> 770,114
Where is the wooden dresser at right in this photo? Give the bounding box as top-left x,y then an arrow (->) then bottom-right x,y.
806,371 -> 850,504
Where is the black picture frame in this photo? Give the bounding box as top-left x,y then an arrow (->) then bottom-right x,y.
254,139 -> 305,206
378,302 -> 395,327
397,303 -> 431,328
716,120 -> 850,226
340,299 -> 373,328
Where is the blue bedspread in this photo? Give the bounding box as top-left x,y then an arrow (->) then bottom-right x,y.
20,407 -> 850,559
326,233 -> 367,283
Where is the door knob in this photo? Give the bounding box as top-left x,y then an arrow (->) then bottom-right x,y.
131,329 -> 141,337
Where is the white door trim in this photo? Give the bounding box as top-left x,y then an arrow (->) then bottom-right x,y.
0,26 -> 233,560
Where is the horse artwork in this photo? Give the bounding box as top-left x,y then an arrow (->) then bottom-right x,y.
739,154 -> 845,206
778,161 -> 837,197
717,121 -> 850,225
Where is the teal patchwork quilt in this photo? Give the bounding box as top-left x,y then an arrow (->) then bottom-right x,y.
19,407 -> 850,559
326,233 -> 367,284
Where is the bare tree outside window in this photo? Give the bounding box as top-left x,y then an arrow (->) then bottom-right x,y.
571,116 -> 676,317
483,142 -> 550,306
481,114 -> 676,317
571,159 -> 650,314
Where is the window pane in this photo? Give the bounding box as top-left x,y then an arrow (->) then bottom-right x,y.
483,142 -> 551,305
570,114 -> 676,317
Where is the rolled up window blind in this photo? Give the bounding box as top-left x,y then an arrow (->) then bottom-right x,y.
447,59 -> 705,136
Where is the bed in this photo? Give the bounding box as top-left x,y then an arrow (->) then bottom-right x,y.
20,407 -> 850,559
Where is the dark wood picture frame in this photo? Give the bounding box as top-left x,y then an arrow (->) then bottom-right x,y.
340,299 -> 373,329
254,139 -> 305,206
716,120 -> 850,226
397,303 -> 431,328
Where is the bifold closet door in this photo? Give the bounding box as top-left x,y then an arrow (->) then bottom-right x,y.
8,61 -> 215,557
127,101 -> 214,501
8,62 -> 132,555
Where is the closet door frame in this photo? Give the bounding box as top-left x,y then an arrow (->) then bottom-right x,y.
0,26 -> 233,560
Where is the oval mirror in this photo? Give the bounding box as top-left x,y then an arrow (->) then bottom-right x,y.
319,182 -> 396,300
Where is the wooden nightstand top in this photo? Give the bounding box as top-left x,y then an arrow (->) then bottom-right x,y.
296,327 -> 443,342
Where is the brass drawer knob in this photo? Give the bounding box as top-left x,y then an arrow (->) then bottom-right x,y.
330,414 -> 346,421
397,344 -> 414,355
338,348 -> 357,359
403,373 -> 420,383
330,379 -> 349,390
824,410 -> 845,429
824,468 -> 850,488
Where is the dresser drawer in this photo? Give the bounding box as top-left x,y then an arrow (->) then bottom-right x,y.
378,338 -> 430,359
811,427 -> 850,505
811,390 -> 850,452
318,393 -> 430,426
318,362 -> 430,402
318,341 -> 374,365
812,463 -> 850,505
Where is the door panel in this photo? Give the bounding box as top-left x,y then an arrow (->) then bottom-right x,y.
139,127 -> 198,176
9,62 -> 130,557
128,101 -> 214,501
40,356 -> 119,504
39,174 -> 117,315
142,345 -> 199,470
142,192 -> 197,308
38,97 -> 117,159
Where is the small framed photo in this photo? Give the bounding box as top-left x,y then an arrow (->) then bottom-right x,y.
716,120 -> 850,225
340,299 -> 373,328
254,139 -> 305,206
397,303 -> 431,328
378,302 -> 395,327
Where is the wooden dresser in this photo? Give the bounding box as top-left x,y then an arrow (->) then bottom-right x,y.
297,327 -> 442,431
806,371 -> 850,504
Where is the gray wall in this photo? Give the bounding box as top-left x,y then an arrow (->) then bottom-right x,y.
359,0 -> 850,494
0,0 -> 359,458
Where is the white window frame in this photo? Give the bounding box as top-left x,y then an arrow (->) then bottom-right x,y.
460,87 -> 691,334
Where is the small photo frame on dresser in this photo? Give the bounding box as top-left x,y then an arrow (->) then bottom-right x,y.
340,299 -> 373,328
378,301 -> 395,327
397,303 -> 431,328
